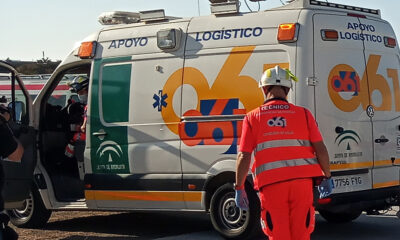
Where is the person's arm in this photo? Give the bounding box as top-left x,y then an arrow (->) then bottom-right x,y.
6,141 -> 24,162
80,118 -> 87,133
0,111 -> 24,162
235,152 -> 252,188
235,115 -> 256,187
312,141 -> 331,178
304,108 -> 331,178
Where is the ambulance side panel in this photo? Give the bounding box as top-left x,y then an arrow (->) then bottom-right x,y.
85,21 -> 190,210
178,11 -> 301,208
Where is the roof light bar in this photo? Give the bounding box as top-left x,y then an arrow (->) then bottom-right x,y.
309,0 -> 379,15
210,1 -> 239,15
139,9 -> 166,22
98,11 -> 140,25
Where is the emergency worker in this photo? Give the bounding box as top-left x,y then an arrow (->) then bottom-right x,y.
0,104 -> 23,240
235,66 -> 331,240
64,76 -> 89,162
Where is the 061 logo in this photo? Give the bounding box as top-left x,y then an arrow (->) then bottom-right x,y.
267,116 -> 287,128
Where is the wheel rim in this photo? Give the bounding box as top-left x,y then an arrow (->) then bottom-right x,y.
219,192 -> 248,230
11,191 -> 34,221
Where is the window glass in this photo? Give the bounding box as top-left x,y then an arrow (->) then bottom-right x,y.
101,63 -> 131,123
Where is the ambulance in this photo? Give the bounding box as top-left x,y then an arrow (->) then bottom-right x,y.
3,0 -> 400,238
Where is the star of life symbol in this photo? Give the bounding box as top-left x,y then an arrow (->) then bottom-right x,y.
153,90 -> 168,112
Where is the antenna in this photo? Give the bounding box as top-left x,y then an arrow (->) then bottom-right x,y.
198,0 -> 201,16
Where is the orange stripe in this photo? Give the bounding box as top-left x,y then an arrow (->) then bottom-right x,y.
373,180 -> 400,189
330,161 -> 373,170
374,160 -> 393,167
183,192 -> 203,202
85,190 -> 202,202
330,159 -> 400,170
394,159 -> 400,165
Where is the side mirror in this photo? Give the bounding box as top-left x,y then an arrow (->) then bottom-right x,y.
8,101 -> 25,123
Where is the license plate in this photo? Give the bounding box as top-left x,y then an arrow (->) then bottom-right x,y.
332,173 -> 370,193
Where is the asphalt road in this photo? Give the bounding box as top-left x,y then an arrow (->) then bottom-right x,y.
13,208 -> 400,240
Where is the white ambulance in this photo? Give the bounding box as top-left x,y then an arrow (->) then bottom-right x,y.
3,0 -> 400,238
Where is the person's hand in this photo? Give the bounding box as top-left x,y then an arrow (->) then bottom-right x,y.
0,104 -> 10,122
235,189 -> 249,210
0,111 -> 10,122
318,178 -> 335,198
80,125 -> 86,133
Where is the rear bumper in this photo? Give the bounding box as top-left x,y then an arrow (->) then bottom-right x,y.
315,186 -> 400,212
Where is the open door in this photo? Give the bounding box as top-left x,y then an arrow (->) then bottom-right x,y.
0,61 -> 36,209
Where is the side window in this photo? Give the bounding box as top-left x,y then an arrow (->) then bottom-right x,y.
100,63 -> 131,123
43,65 -> 91,131
47,77 -> 79,108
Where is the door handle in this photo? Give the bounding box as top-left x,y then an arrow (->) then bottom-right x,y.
374,138 -> 389,143
93,131 -> 107,136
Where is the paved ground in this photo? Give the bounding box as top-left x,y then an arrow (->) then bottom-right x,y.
11,207 -> 400,240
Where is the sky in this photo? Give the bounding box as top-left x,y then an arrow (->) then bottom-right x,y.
0,0 -> 399,61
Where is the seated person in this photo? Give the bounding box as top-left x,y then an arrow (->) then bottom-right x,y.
64,76 -> 89,162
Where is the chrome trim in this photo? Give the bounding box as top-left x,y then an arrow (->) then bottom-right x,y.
181,114 -> 245,123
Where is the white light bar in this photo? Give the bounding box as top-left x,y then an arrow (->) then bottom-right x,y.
309,0 -> 379,15
140,9 -> 166,22
210,1 -> 239,15
98,11 -> 140,25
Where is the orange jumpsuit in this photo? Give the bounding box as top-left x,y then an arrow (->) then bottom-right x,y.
239,98 -> 324,240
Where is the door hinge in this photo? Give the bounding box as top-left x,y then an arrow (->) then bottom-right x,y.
306,77 -> 318,86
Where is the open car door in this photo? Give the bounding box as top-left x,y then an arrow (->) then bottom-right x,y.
0,61 -> 36,209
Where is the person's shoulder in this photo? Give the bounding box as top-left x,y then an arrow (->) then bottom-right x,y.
246,106 -> 261,118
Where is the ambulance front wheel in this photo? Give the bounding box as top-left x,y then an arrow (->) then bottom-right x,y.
210,183 -> 261,239
7,186 -> 52,228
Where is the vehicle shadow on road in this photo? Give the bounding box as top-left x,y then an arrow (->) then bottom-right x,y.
42,211 -> 213,240
312,213 -> 400,240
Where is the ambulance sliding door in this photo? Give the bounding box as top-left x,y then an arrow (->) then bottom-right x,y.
87,22 -> 188,210
313,14 -> 373,194
358,17 -> 400,190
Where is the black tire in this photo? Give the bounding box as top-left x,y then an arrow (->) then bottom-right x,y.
319,209 -> 362,223
7,186 -> 52,228
210,183 -> 261,239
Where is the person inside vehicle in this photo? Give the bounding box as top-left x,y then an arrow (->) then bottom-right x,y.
0,103 -> 23,240
64,76 -> 89,162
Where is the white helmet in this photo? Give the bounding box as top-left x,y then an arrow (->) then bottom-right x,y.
259,65 -> 298,89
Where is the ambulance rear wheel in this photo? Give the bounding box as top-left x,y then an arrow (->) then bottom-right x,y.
319,209 -> 362,223
7,186 -> 52,228
210,183 -> 261,239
